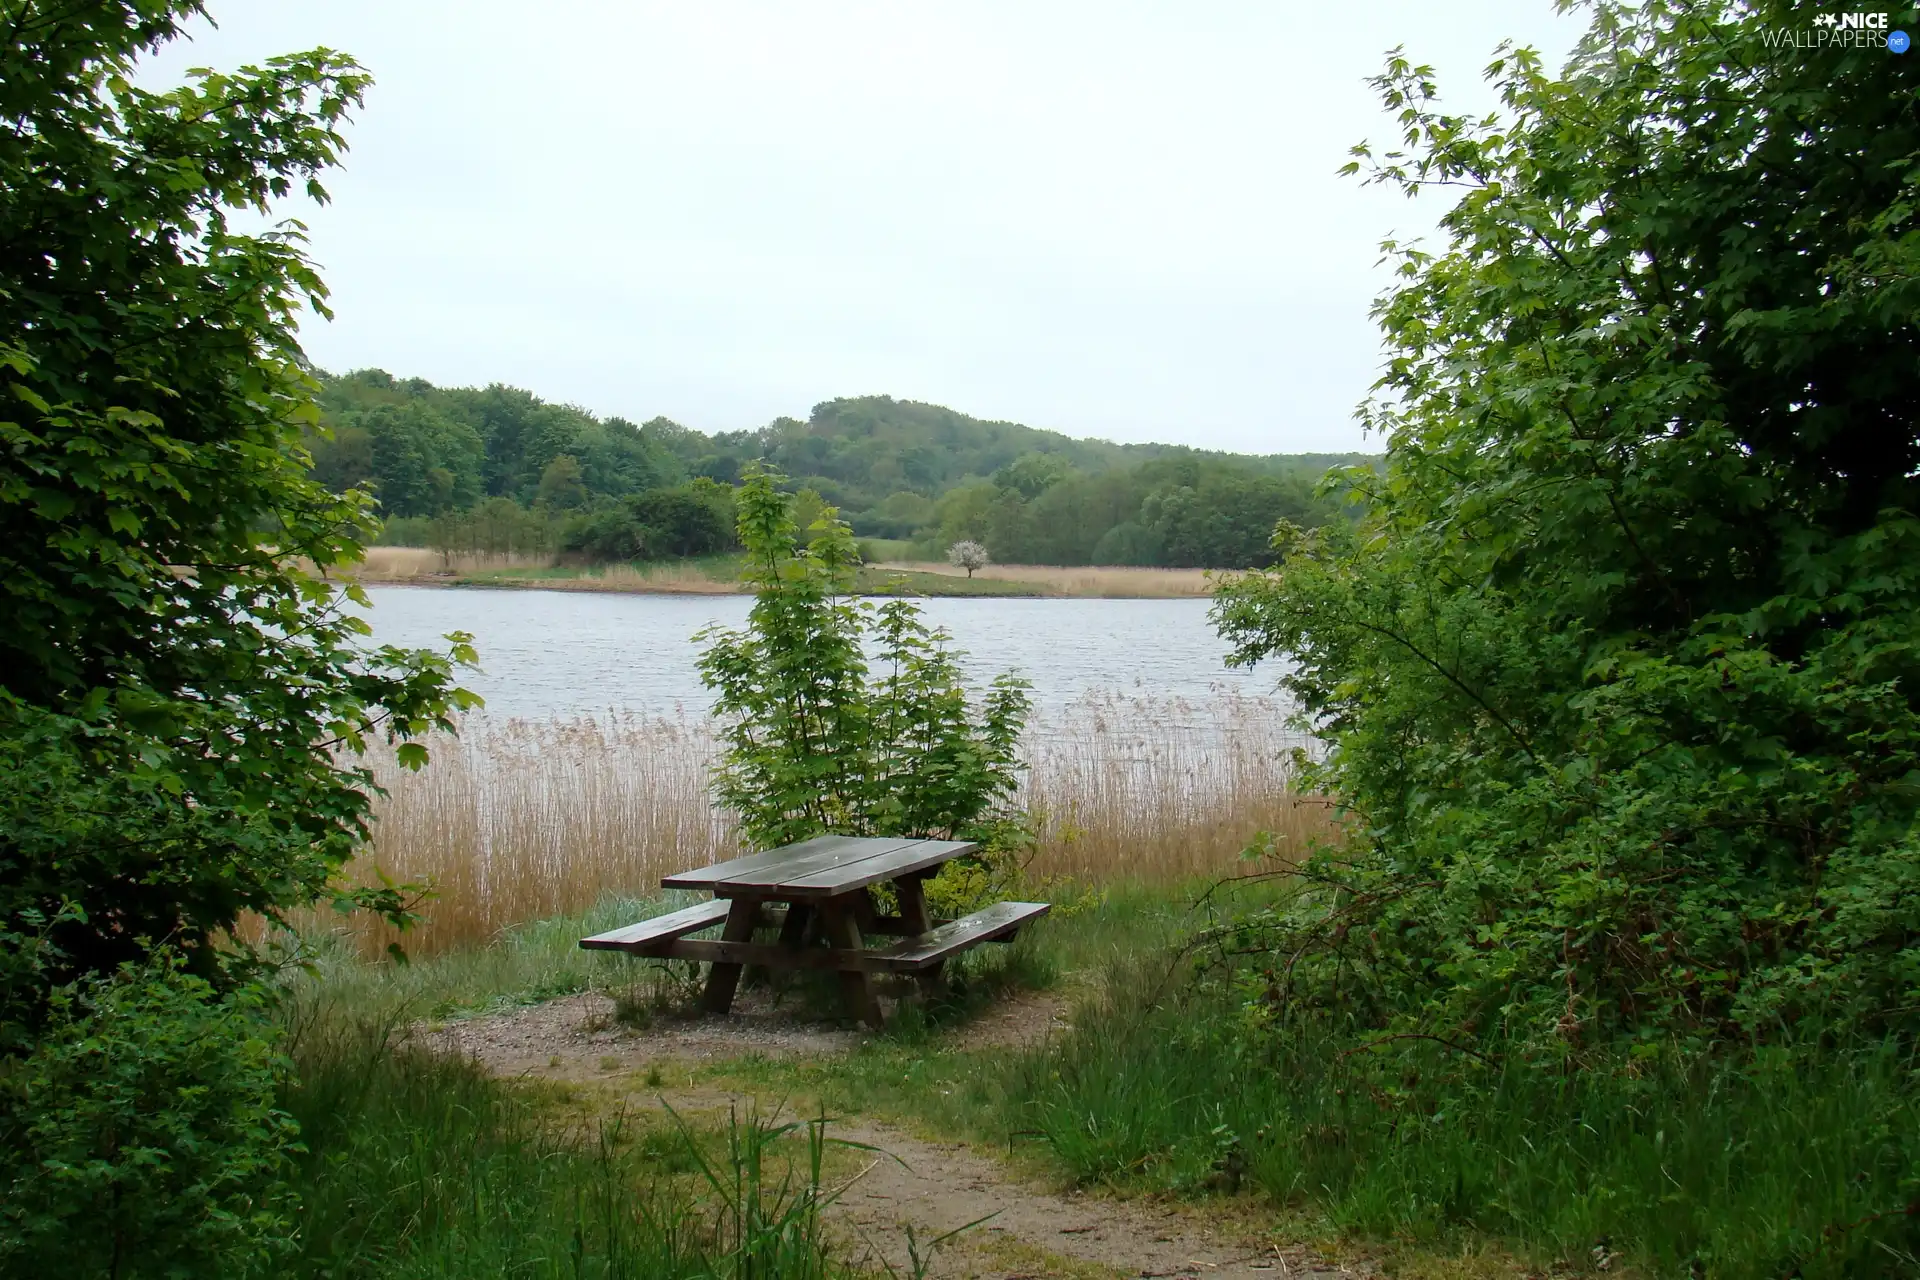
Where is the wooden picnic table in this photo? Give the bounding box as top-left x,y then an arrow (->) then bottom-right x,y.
579,835 -> 1048,1028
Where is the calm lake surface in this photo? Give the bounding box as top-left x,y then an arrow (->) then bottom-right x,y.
359,586 -> 1287,723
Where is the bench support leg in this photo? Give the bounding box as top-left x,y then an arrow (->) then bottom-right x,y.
913,958 -> 947,1003
819,901 -> 884,1028
699,898 -> 762,1015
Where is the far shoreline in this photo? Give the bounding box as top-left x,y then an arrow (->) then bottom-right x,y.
345,547 -> 1230,600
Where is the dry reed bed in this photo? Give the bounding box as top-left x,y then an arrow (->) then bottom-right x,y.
343,547 -> 736,594
310,694 -> 1328,957
350,547 -> 552,579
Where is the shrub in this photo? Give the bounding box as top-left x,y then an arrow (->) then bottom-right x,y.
0,1 -> 471,1036
1212,0 -> 1920,1050
0,951 -> 296,1277
698,470 -> 1031,890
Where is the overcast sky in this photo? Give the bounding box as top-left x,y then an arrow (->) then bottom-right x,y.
144,2 -> 1580,454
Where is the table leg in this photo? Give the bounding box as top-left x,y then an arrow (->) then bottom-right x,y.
895,873 -> 932,935
818,899 -> 883,1028
777,902 -> 814,949
699,897 -> 762,1015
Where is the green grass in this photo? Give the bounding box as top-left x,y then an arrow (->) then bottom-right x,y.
855,537 -> 919,561
289,892 -> 723,1022
681,884 -> 1920,1280
271,885 -> 1177,1279
982,966 -> 1920,1279
290,881 -> 1920,1277
851,566 -> 1048,596
280,998 -> 854,1278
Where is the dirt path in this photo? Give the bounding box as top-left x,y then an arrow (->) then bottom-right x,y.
418,990 -> 1369,1279
822,1117 -> 1363,1278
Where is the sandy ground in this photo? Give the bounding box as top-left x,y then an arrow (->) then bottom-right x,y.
416,989 -> 1369,1279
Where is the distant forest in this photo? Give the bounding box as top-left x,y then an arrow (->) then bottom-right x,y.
309,369 -> 1368,568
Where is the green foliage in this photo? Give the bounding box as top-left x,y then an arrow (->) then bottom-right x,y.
0,2 -> 474,1031
534,452 -> 588,511
1213,1 -> 1920,1049
697,469 -> 1031,859
936,451 -> 1347,569
310,398 -> 484,517
320,373 -> 1362,566
422,493 -> 557,557
0,952 -> 297,1277
999,961 -> 1920,1278
317,371 -> 681,510
563,478 -> 738,561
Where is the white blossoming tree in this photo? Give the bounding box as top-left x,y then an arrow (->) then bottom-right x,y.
946,540 -> 990,579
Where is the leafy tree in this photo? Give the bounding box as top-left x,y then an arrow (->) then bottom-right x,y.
534,452 -> 588,511
1215,0 -> 1920,1050
698,470 -> 1029,856
0,2 -> 472,1032
854,489 -> 936,540
561,480 -> 736,561
930,480 -> 996,549
1090,521 -> 1164,566
359,400 -> 482,516
991,451 -> 1073,499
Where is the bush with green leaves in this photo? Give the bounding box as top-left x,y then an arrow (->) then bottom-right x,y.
1213,0 -> 1920,1052
2,8 -> 476,1272
0,951 -> 296,1277
0,3 -> 474,1036
698,469 -> 1032,898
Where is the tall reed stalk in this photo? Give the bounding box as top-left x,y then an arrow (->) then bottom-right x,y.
306,695 -> 1328,957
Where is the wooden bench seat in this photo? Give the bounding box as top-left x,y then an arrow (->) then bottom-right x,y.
579,899 -> 733,953
591,900 -> 1051,973
877,900 -> 1050,971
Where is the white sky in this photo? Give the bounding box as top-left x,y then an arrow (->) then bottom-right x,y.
144,2 -> 1580,454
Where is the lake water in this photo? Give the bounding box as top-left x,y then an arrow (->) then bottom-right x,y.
358,586 -> 1289,723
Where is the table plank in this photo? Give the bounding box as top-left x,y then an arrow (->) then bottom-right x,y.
660,835 -> 877,890
768,839 -> 977,900
669,836 -> 926,894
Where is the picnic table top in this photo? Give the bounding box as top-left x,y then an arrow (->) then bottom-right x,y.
660,835 -> 977,901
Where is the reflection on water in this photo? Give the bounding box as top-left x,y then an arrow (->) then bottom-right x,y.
357,586 -> 1291,724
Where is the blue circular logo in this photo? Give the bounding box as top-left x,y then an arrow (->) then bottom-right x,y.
1891,29 -> 1913,53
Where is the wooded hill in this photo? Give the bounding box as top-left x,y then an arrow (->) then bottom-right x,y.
309,369 -> 1365,568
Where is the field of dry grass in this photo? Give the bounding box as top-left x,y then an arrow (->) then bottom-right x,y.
874,561 -> 1223,598
305,695 -> 1329,957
